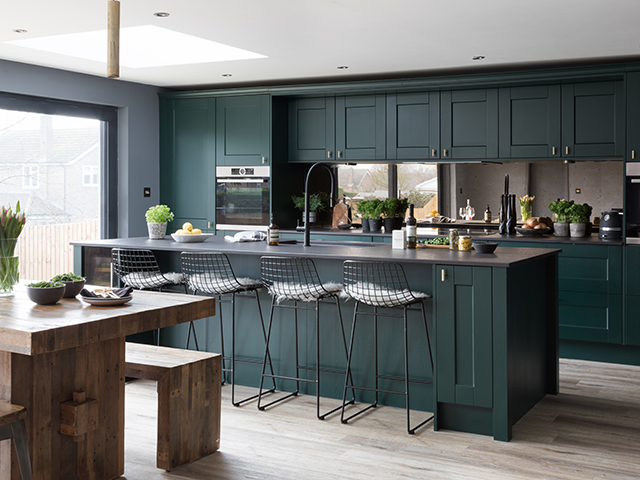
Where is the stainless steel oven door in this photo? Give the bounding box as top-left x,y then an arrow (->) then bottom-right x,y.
216,176 -> 270,230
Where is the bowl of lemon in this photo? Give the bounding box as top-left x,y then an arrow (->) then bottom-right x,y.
171,222 -> 213,243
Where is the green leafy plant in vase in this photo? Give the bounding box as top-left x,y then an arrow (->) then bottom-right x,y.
0,202 -> 27,296
518,195 -> 535,223
548,199 -> 574,236
292,192 -> 327,224
567,202 -> 592,237
145,205 -> 174,240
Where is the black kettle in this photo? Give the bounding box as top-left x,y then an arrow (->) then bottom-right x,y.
599,210 -> 622,240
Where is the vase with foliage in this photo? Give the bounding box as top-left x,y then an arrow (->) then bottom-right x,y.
145,205 -> 174,239
0,203 -> 26,296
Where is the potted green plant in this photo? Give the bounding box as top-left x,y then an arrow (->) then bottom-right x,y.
568,202 -> 592,237
292,192 -> 327,224
381,198 -> 410,232
548,199 -> 573,237
145,205 -> 174,240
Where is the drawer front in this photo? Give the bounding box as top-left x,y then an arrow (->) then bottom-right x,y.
558,291 -> 622,343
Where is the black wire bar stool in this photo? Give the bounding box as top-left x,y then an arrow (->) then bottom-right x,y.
180,252 -> 276,406
111,248 -> 198,349
340,260 -> 434,434
258,256 -> 354,420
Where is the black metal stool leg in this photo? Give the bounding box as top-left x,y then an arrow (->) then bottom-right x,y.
294,301 -> 300,394
341,301 -> 359,424
255,290 -> 277,392
258,298 -> 277,410
404,306 -> 412,434
336,297 -> 356,404
315,299 -> 322,420
218,294 -> 227,385
374,306 -> 379,407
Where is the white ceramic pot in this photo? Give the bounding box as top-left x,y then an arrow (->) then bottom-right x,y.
147,222 -> 168,239
570,222 -> 586,237
553,222 -> 570,237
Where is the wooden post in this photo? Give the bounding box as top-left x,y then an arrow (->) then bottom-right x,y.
107,0 -> 120,79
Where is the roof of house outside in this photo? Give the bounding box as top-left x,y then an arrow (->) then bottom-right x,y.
0,128 -> 99,165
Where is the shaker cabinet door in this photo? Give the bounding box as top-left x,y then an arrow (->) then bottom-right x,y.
386,92 -> 440,160
561,81 -> 624,158
216,95 -> 270,166
498,85 -> 561,159
160,98 -> 216,232
288,97 -> 335,162
626,72 -> 640,162
335,95 -> 386,160
440,89 -> 498,160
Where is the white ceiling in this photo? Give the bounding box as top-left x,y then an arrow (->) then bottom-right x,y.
2,0 -> 640,89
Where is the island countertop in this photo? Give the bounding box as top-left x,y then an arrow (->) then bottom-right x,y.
72,235 -> 559,268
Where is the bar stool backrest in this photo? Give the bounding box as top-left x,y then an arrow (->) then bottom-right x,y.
181,252 -> 252,295
111,248 -> 171,290
343,260 -> 427,308
261,256 -> 338,302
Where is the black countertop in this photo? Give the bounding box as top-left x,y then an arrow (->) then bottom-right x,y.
281,226 -> 623,246
72,236 -> 559,268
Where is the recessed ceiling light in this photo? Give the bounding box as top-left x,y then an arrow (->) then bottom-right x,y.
5,26 -> 267,68
222,73 -> 232,77
12,29 -> 27,34
153,12 -> 170,17
337,65 -> 348,70
472,55 -> 485,61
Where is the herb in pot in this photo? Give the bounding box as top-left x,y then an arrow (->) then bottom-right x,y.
51,273 -> 85,282
27,281 -> 64,288
145,205 -> 174,223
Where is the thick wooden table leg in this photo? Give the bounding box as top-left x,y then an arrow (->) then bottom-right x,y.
0,338 -> 125,480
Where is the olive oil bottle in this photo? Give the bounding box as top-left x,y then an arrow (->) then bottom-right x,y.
267,214 -> 279,246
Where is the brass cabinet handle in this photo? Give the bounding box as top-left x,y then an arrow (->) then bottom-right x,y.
327,151 -> 332,159
208,221 -> 211,228
262,156 -> 266,164
443,149 -> 448,157
552,146 -> 556,155
565,146 -> 569,155
441,269 -> 446,282
338,151 -> 343,158
432,149 -> 436,157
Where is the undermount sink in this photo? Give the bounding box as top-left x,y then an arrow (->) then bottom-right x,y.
280,240 -> 379,248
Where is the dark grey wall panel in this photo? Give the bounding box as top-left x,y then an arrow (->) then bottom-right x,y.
0,59 -> 170,237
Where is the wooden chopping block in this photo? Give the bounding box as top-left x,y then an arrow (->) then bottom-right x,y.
332,202 -> 350,228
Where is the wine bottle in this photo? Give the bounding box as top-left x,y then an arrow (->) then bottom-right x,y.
267,214 -> 279,246
406,204 -> 417,249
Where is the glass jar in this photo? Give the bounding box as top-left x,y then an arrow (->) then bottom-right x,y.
458,235 -> 473,252
449,229 -> 459,250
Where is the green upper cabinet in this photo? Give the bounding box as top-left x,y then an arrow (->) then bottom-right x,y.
626,72 -> 640,162
288,97 -> 335,162
440,89 -> 498,160
561,81 -> 624,158
434,265 -> 493,409
386,92 -> 440,160
335,95 -> 386,160
499,85 -> 561,159
159,97 -> 216,232
216,95 -> 271,166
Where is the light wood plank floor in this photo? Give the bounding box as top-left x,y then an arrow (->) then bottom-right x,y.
123,359 -> 640,479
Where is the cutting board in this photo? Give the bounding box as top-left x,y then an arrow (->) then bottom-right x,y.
332,202 -> 350,228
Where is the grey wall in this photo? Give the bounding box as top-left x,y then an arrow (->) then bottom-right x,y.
0,59 -> 169,237
452,161 -> 623,222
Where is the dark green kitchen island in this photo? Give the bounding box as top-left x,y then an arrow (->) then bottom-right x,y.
73,237 -> 559,441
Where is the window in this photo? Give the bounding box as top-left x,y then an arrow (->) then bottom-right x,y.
397,163 -> 438,218
22,165 -> 39,188
83,166 -> 99,186
336,164 -> 389,218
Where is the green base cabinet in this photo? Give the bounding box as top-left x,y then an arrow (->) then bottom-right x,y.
625,245 -> 640,345
433,258 -> 558,441
159,97 -> 216,233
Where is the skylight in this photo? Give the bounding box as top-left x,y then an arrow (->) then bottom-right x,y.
6,25 -> 267,68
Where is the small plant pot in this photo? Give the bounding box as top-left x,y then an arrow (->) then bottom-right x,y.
570,222 -> 586,237
369,218 -> 382,232
26,284 -> 66,305
361,219 -> 370,232
147,222 -> 168,240
384,217 -> 404,232
553,222 -> 570,237
302,212 -> 317,224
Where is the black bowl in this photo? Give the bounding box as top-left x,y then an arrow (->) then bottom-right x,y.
61,280 -> 85,298
473,242 -> 498,254
26,284 -> 66,305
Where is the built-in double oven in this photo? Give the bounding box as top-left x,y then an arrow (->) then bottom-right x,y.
215,166 -> 270,231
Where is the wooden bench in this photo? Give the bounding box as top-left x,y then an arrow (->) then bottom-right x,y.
0,402 -> 33,480
124,342 -> 221,471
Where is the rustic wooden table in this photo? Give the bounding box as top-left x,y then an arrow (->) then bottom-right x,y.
0,286 -> 215,480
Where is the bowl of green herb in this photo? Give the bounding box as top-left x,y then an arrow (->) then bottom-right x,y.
26,281 -> 66,305
50,273 -> 86,298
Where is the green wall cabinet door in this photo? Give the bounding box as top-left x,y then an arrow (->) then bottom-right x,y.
561,81 -> 624,158
626,72 -> 640,162
434,265 -> 493,408
440,89 -> 498,160
335,95 -> 386,160
498,85 -> 561,158
288,97 -> 335,162
386,92 -> 440,160
216,95 -> 271,166
159,98 -> 216,232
